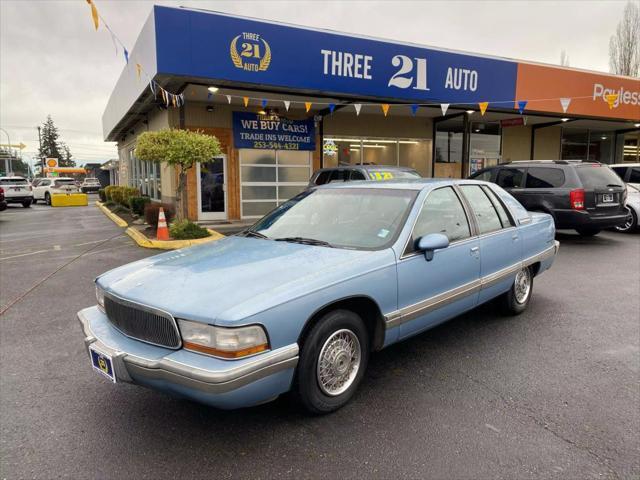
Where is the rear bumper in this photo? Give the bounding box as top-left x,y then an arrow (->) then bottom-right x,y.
81,187 -> 100,192
5,195 -> 33,203
0,200 -> 6,211
78,306 -> 298,409
553,209 -> 628,230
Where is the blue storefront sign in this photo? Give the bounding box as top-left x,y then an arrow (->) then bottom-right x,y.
154,6 -> 518,104
233,112 -> 316,150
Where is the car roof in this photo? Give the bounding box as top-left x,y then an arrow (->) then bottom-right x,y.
0,176 -> 28,180
317,178 -> 488,191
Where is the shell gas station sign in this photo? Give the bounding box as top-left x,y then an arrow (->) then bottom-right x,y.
515,63 -> 640,121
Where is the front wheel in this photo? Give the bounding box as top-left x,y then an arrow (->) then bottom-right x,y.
575,227 -> 601,237
296,309 -> 369,414
22,200 -> 32,208
501,266 -> 533,315
615,207 -> 637,233
45,192 -> 51,206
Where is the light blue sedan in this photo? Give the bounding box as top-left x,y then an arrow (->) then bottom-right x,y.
79,180 -> 559,413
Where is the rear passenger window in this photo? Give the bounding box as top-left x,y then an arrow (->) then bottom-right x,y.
611,167 -> 627,181
460,185 -> 504,234
629,168 -> 640,184
314,171 -> 331,185
525,167 -> 565,188
328,170 -> 348,183
482,186 -> 514,228
472,170 -> 493,182
350,170 -> 366,180
496,168 -> 525,188
410,187 -> 471,250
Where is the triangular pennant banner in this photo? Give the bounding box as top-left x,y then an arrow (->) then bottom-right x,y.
261,99 -> 268,109
283,100 -> 291,111
518,100 -> 528,114
560,97 -> 571,113
479,102 -> 489,115
605,93 -> 618,109
354,104 -> 362,116
305,102 -> 312,113
88,0 -> 99,30
410,105 -> 419,116
123,48 -> 129,64
226,95 -> 232,104
381,104 -> 390,116
243,97 -> 249,107
328,103 -> 336,113
135,63 -> 142,81
440,103 -> 450,116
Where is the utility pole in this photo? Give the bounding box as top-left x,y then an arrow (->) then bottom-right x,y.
37,125 -> 43,177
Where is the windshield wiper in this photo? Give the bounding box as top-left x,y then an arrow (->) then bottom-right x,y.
274,236 -> 334,247
239,229 -> 268,239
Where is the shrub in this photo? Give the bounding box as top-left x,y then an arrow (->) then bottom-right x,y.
121,187 -> 139,207
97,189 -> 107,202
169,220 -> 211,240
104,185 -> 118,202
144,202 -> 175,228
129,196 -> 151,216
109,187 -> 125,206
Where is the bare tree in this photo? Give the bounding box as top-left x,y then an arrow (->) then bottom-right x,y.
560,50 -> 570,67
609,1 -> 640,77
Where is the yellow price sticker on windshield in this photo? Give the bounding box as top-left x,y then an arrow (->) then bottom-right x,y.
368,171 -> 394,181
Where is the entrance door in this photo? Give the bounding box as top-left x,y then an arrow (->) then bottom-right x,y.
197,155 -> 227,221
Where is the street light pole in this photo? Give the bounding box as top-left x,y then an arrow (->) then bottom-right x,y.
37,125 -> 43,177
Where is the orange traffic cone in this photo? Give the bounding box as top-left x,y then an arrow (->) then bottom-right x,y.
157,207 -> 169,241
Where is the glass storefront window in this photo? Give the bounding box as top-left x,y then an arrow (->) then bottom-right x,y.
128,148 -> 160,200
434,117 -> 464,178
587,132 -> 614,163
469,121 -> 501,175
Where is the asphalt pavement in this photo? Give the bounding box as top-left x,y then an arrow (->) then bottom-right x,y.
1,200 -> 638,479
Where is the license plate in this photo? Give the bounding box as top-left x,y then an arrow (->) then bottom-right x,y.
89,345 -> 116,383
13,187 -> 21,191
602,193 -> 614,202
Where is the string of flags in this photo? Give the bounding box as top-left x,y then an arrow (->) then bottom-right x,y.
85,0 -> 623,116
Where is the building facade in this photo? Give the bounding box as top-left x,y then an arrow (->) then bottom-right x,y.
104,6 -> 640,222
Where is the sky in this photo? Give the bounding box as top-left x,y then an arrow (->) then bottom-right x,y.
0,0 -> 631,168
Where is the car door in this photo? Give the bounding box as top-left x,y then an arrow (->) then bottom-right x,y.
396,186 -> 480,339
34,179 -> 50,199
459,184 -> 522,304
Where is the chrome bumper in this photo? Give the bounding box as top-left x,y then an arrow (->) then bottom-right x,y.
78,307 -> 299,395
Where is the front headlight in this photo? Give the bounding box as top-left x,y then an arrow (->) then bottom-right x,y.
177,319 -> 269,359
95,284 -> 105,312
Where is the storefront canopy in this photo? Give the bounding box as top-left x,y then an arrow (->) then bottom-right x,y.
103,5 -> 639,141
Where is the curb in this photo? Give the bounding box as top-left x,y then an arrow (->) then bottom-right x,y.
96,201 -> 128,227
125,226 -> 224,250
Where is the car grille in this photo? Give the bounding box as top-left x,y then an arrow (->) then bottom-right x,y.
104,294 -> 181,349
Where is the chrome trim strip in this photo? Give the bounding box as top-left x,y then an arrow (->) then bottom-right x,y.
385,243 -> 558,329
78,308 -> 298,394
103,290 -> 182,349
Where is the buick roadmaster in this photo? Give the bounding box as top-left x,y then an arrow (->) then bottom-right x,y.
79,180 -> 559,414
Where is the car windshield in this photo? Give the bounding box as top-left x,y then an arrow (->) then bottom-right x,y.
249,187 -> 417,249
1,178 -> 28,185
575,165 -> 624,189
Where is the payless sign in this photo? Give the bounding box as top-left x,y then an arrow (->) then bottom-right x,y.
155,6 -> 517,104
233,112 -> 316,150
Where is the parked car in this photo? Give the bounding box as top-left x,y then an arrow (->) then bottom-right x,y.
32,177 -> 80,205
0,186 -> 7,211
615,183 -> 639,233
469,160 -> 628,236
0,176 -> 33,208
81,177 -> 101,193
79,179 -> 558,413
610,163 -> 640,189
309,165 -> 421,187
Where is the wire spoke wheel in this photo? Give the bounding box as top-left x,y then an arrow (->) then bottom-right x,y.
615,207 -> 634,232
514,268 -> 531,304
316,329 -> 361,396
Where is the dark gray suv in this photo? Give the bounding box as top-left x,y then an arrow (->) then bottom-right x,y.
469,160 -> 628,236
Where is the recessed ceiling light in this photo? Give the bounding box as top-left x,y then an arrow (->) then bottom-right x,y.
561,118 -> 570,122
601,136 -> 607,140
207,86 -> 219,93
257,110 -> 266,115
635,123 -> 640,128
474,129 -> 480,132
466,110 -> 475,114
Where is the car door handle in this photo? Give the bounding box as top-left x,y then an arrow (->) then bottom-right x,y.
512,233 -> 519,241
470,246 -> 480,257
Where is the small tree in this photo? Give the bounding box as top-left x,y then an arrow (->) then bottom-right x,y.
135,129 -> 221,220
609,1 -> 640,77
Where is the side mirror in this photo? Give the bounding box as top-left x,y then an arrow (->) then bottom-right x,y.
417,233 -> 449,261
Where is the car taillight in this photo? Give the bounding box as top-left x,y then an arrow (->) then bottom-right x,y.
570,189 -> 585,210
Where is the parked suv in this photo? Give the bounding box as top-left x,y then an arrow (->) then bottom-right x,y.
32,177 -> 80,205
469,160 -> 627,236
610,163 -> 640,189
81,177 -> 101,193
309,165 -> 420,187
0,176 -> 33,208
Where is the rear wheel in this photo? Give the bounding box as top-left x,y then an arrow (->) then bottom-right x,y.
615,207 -> 637,233
32,198 -> 37,204
575,227 -> 601,237
22,200 -> 31,208
45,192 -> 51,206
501,266 -> 533,315
296,309 -> 369,414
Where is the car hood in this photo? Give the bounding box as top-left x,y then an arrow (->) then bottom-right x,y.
98,236 -> 391,324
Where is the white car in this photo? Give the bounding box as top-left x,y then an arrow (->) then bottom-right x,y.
0,176 -> 33,208
32,177 -> 80,205
610,163 -> 640,189
617,183 -> 640,233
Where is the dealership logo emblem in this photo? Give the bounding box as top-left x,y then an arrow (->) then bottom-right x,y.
230,33 -> 271,72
